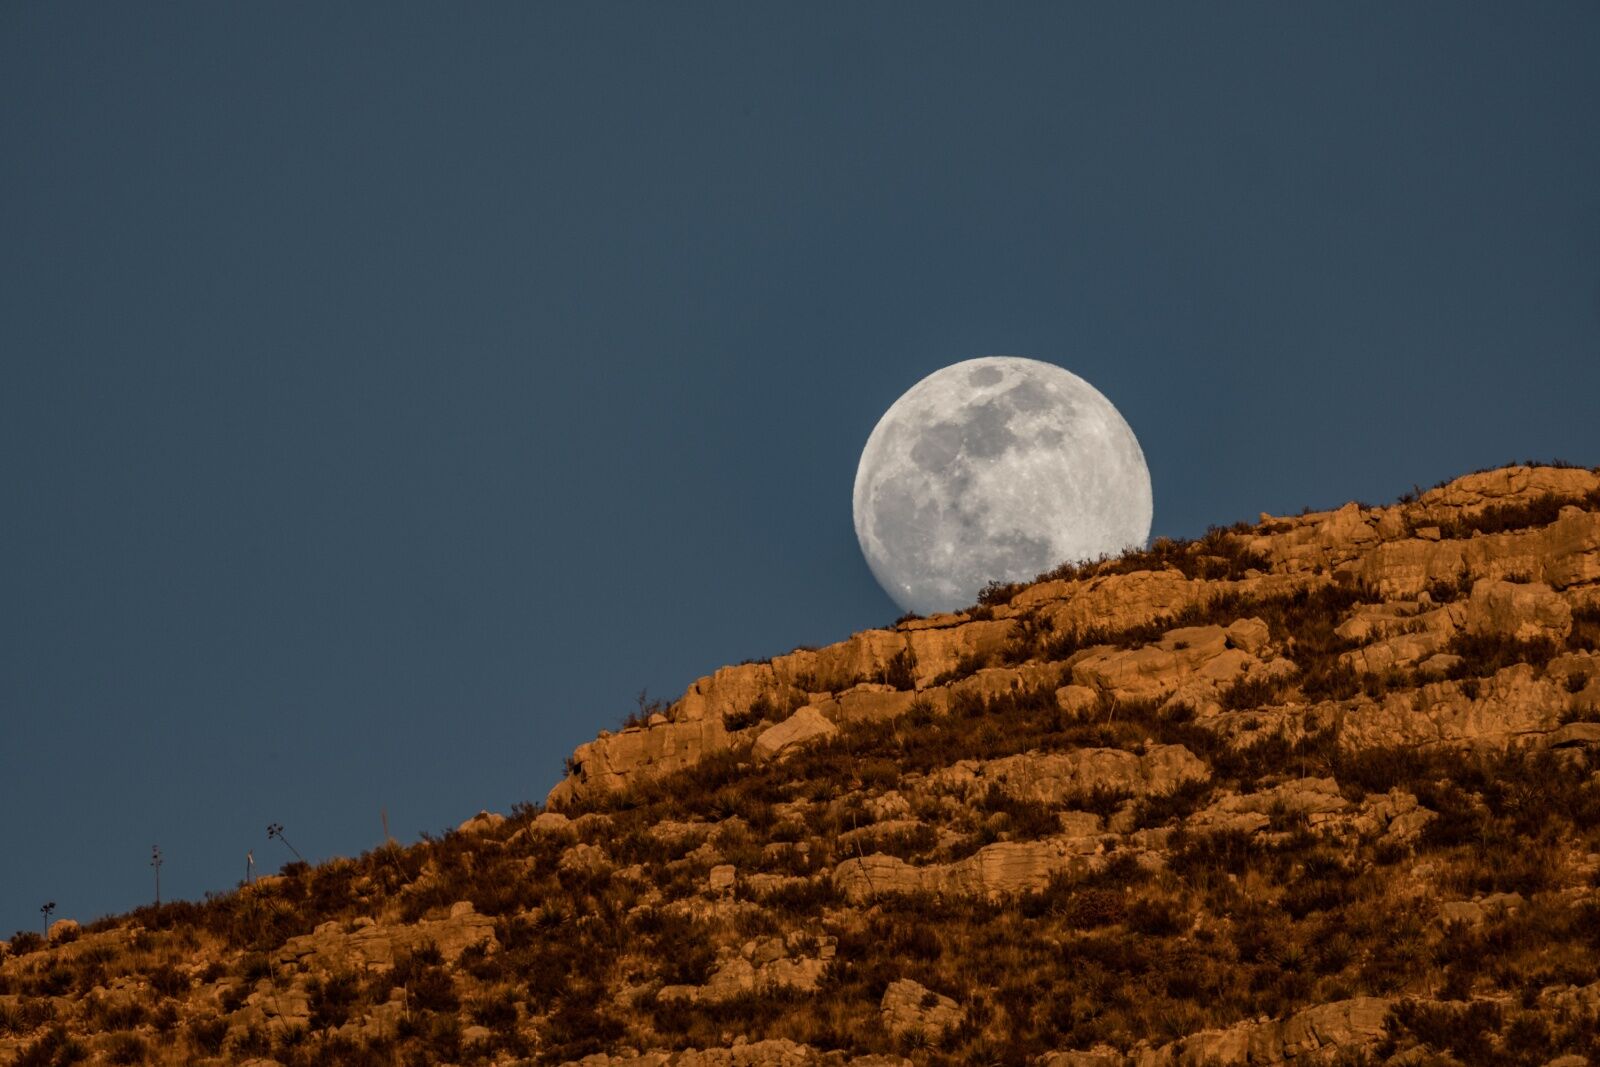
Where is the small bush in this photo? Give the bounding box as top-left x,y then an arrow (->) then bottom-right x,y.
187,1015 -> 228,1054
1446,631 -> 1560,678
146,962 -> 189,998
15,1027 -> 88,1067
105,1033 -> 147,1065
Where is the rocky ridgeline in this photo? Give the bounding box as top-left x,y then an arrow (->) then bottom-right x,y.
4,464 -> 1600,1067
551,464 -> 1600,805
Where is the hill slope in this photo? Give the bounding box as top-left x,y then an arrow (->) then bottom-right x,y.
5,464 -> 1600,1066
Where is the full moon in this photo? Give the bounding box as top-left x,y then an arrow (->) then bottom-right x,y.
853,356 -> 1153,615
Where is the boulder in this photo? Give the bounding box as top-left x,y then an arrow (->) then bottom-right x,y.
1464,579 -> 1572,642
674,661 -> 806,725
814,684 -> 918,723
1418,653 -> 1463,678
903,619 -> 1017,687
1338,664 -> 1567,752
1334,600 -> 1433,644
772,629 -> 909,692
753,706 -> 838,761
1038,1049 -> 1125,1067
937,839 -> 1094,897
1128,996 -> 1394,1065
1225,617 -> 1271,654
949,664 -> 1066,706
1071,625 -> 1263,705
455,810 -> 505,836
558,842 -> 611,875
548,712 -> 731,804
880,979 -> 963,1039
1438,892 -> 1523,927
1055,684 -> 1100,717
834,834 -> 1104,901
1340,629 -> 1453,675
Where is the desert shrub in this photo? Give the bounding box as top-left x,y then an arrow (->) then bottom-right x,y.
228,1024 -> 271,1056
89,997 -> 147,1031
1200,726 -> 1338,790
0,997 -> 56,1036
8,931 -> 44,955
540,981 -> 626,1059
930,650 -> 996,687
1299,661 -> 1362,702
306,970 -> 362,1030
855,821 -> 941,859
743,876 -> 843,913
187,1015 -> 228,1054
14,1027 -> 88,1067
150,1001 -> 180,1035
1123,894 -> 1187,936
1131,777 -> 1214,829
1431,492 -> 1580,539
30,965 -> 74,997
1383,999 -> 1504,1061
1055,785 -> 1130,822
1062,887 -> 1127,929
636,911 -> 718,986
979,526 -> 1267,610
1281,853 -> 1358,918
390,945 -> 458,1014
883,647 -> 918,690
1334,744 -> 1431,796
1571,604 -> 1600,652
1447,835 -> 1561,896
977,579 -> 1022,606
974,784 -> 1064,841
1446,631 -> 1560,678
1220,672 -> 1292,711
146,961 -> 189,998
105,1033 -> 147,1065
620,690 -> 671,730
471,987 -> 519,1029
1170,829 -> 1262,882
724,694 -> 773,731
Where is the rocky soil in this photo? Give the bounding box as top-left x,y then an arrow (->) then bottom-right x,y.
5,464 -> 1600,1066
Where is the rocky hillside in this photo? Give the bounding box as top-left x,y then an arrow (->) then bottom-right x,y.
6,464 -> 1600,1067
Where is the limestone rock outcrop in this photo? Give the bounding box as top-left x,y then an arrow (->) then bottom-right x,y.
879,978 -> 963,1039
1463,578 -> 1572,642
925,745 -> 1210,806
658,933 -> 837,1004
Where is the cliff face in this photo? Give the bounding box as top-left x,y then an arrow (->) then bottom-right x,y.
5,464 -> 1600,1067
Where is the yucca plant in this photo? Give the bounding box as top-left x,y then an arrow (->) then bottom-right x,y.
267,822 -> 303,861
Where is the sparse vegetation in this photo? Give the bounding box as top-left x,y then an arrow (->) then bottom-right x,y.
977,524 -> 1268,608
7,464 -> 1600,1064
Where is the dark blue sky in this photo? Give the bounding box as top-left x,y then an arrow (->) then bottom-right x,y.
3,4 -> 1597,934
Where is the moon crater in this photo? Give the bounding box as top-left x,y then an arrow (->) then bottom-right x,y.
853,357 -> 1153,614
